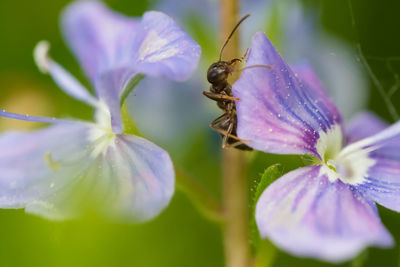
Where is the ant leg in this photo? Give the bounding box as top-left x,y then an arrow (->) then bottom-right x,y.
210,121 -> 251,142
227,49 -> 248,67
213,127 -> 251,142
221,122 -> 235,148
242,48 -> 249,60
229,58 -> 242,65
210,113 -> 230,128
203,91 -> 240,101
225,140 -> 247,149
228,49 -> 255,72
210,114 -> 236,140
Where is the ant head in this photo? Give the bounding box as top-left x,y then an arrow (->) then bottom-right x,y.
207,61 -> 230,84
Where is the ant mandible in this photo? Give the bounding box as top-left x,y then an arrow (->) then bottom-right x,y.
203,14 -> 272,150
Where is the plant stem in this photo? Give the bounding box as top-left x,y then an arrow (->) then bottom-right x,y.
175,166 -> 224,223
222,150 -> 250,267
220,0 -> 251,266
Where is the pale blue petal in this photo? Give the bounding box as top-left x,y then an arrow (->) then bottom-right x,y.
62,2 -> 200,132
131,11 -> 201,81
346,112 -> 388,144
0,122 -> 174,222
342,121 -> 400,212
104,134 -> 175,221
256,166 -> 393,262
48,61 -> 99,107
95,72 -> 125,133
34,41 -> 99,107
61,1 -> 139,84
0,123 -> 92,209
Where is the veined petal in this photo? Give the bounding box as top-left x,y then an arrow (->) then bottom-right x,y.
33,41 -> 99,107
104,134 -> 175,222
346,112 -> 388,144
62,1 -> 200,87
0,123 -> 92,209
62,1 -> 138,131
291,63 -> 335,99
233,32 -> 342,157
62,2 -> 200,132
0,122 -> 174,222
340,121 -> 400,158
255,166 -> 393,262
131,11 -> 201,81
61,1 -> 139,84
339,121 -> 400,211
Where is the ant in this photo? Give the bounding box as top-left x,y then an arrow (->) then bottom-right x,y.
204,14 -> 272,150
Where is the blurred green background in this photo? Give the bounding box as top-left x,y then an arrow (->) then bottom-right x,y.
0,0 -> 399,266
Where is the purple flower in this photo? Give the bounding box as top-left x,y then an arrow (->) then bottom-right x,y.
233,32 -> 399,262
0,1 -> 200,222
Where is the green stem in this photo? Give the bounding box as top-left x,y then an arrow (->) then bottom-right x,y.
347,0 -> 399,121
120,74 -> 145,107
220,0 -> 251,266
356,45 -> 400,121
175,167 -> 224,223
121,102 -> 142,136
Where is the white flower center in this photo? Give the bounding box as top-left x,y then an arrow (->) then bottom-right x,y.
316,125 -> 375,185
88,102 -> 116,158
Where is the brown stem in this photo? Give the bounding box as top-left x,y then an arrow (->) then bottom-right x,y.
222,150 -> 250,267
220,0 -> 251,267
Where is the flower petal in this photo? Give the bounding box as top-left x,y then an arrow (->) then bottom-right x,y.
0,123 -> 92,210
233,32 -> 342,157
104,134 -> 175,221
131,11 -> 201,81
95,73 -> 125,133
33,41 -> 99,107
0,122 -> 174,222
0,110 -> 73,124
61,1 -> 140,84
62,2 -> 200,133
291,63 -> 333,98
62,0 -> 200,85
340,121 -> 400,212
346,112 -> 388,144
256,166 -> 393,262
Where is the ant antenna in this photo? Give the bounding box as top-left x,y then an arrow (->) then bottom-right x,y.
219,14 -> 251,61
238,64 -> 273,72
